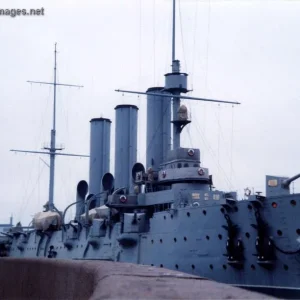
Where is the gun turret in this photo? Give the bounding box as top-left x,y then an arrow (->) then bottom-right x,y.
282,173 -> 300,188
266,174 -> 300,197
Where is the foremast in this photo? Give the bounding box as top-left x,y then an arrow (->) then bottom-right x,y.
11,43 -> 88,211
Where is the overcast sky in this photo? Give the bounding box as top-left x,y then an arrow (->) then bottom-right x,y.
0,0 -> 299,225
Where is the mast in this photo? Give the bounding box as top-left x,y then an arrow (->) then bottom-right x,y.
170,0 -> 181,149
172,0 -> 176,65
116,0 -> 240,153
11,43 -> 88,211
48,43 -> 58,210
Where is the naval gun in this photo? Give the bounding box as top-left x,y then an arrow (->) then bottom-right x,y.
282,173 -> 300,189
266,173 -> 300,197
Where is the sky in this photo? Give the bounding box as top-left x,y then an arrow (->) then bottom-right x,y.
0,0 -> 300,225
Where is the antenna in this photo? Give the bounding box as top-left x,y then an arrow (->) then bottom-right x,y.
11,43 -> 88,211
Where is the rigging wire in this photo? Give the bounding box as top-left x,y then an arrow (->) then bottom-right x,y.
178,0 -> 187,72
139,0 -> 142,89
18,163 -> 46,222
186,113 -> 194,148
193,114 -> 233,190
201,0 -> 212,140
191,0 -> 199,87
38,157 -> 40,208
230,105 -> 234,183
204,0 -> 211,90
164,5 -> 172,74
17,85 -> 52,221
153,0 -> 156,85
137,0 -> 142,162
217,103 -> 220,185
201,100 -> 238,189
198,0 -> 237,193
211,97 -> 237,184
57,69 -> 70,212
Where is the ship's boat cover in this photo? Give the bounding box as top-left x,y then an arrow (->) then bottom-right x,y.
80,208 -> 98,223
32,211 -> 62,231
80,205 -> 113,223
95,205 -> 110,219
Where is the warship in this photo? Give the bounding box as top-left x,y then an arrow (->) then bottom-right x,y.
3,1 -> 300,298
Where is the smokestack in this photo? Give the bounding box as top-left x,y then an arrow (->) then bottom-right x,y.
89,118 -> 111,196
114,105 -> 138,192
146,87 -> 171,170
75,180 -> 88,221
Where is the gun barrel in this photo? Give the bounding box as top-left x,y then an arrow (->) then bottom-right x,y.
282,173 -> 300,188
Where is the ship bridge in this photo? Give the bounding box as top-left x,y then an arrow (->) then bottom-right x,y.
158,147 -> 210,184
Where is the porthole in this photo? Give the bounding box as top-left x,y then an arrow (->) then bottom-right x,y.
272,202 -> 277,208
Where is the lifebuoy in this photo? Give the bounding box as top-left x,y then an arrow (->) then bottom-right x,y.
244,188 -> 251,197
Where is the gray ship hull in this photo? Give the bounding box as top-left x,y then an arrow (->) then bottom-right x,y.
7,191 -> 300,298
